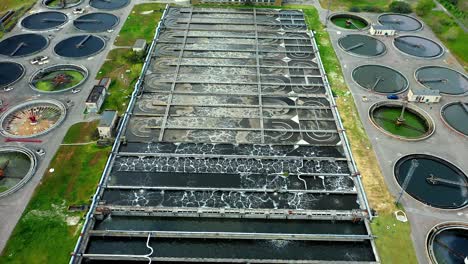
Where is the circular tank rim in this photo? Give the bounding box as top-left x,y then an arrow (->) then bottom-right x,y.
0,33 -> 50,58
393,153 -> 468,210
415,66 -> 468,96
0,99 -> 67,138
20,11 -> 69,31
29,64 -> 89,93
0,146 -> 37,198
337,33 -> 387,58
377,13 -> 424,32
89,0 -> 130,11
73,12 -> 120,33
0,61 -> 25,89
42,0 -> 83,9
53,34 -> 106,59
351,64 -> 409,95
368,100 -> 435,141
393,35 -> 445,59
328,12 -> 371,31
440,102 -> 468,137
425,222 -> 468,264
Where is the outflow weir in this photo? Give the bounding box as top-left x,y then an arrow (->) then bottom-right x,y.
70,6 -> 378,264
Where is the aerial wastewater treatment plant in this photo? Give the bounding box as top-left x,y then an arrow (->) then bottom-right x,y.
70,7 -> 379,263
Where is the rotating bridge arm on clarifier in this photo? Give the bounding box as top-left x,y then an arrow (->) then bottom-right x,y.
418,78 -> 447,83
371,77 -> 383,91
426,174 -> 468,187
41,18 -> 64,22
10,42 -> 26,56
76,35 -> 91,49
460,101 -> 468,113
380,19 -> 402,24
74,19 -> 102,24
344,42 -> 364,52
395,38 -> 421,48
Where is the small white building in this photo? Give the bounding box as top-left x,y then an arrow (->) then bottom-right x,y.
369,25 -> 396,36
97,110 -> 118,138
85,85 -> 106,113
408,88 -> 441,103
132,39 -> 147,52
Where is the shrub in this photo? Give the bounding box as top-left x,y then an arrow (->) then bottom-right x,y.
362,5 -> 385,12
442,27 -> 459,40
388,1 -> 413,13
349,6 -> 361,12
416,0 -> 436,16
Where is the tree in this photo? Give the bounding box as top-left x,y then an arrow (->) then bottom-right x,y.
416,0 -> 436,16
388,1 -> 413,13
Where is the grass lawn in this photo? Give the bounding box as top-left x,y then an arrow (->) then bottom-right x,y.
34,71 -> 85,92
0,132 -> 110,263
62,121 -> 99,144
97,48 -> 143,113
419,10 -> 467,68
0,0 -> 36,39
318,0 -> 391,11
114,3 -> 165,46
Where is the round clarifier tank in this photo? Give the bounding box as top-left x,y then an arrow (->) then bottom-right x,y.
0,33 -> 49,58
42,0 -> 83,9
89,0 -> 129,10
21,11 -> 68,31
0,62 -> 25,89
338,34 -> 386,57
54,35 -> 105,58
378,13 -> 423,31
74,13 -> 119,32
427,223 -> 468,264
329,13 -> 369,30
416,66 -> 468,96
394,154 -> 468,209
394,36 -> 444,58
30,64 -> 88,93
0,146 -> 37,197
0,99 -> 67,138
441,102 -> 468,136
352,65 -> 408,94
369,101 -> 434,140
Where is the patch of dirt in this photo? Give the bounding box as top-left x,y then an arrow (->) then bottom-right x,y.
66,216 -> 80,226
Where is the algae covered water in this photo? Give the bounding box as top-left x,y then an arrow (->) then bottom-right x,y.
373,107 -> 428,138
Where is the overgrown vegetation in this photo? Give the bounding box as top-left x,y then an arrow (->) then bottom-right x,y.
97,48 -> 143,113
319,0 -> 392,12
63,121 -> 100,144
388,1 -> 413,13
437,0 -> 467,25
419,7 -> 467,68
0,124 -> 110,263
416,0 -> 436,16
114,3 -> 165,46
0,0 -> 36,39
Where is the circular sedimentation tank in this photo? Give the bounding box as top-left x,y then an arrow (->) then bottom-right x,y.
0,62 -> 25,89
89,0 -> 130,10
21,11 -> 68,31
369,101 -> 434,140
0,146 -> 37,197
329,13 -> 369,30
394,154 -> 468,209
54,35 -> 105,58
416,66 -> 468,96
394,36 -> 444,58
427,223 -> 468,264
352,65 -> 408,94
0,99 -> 67,138
441,102 -> 468,136
30,64 -> 88,93
378,14 -> 423,31
338,34 -> 386,57
0,33 -> 49,58
74,13 -> 119,32
42,0 -> 82,9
